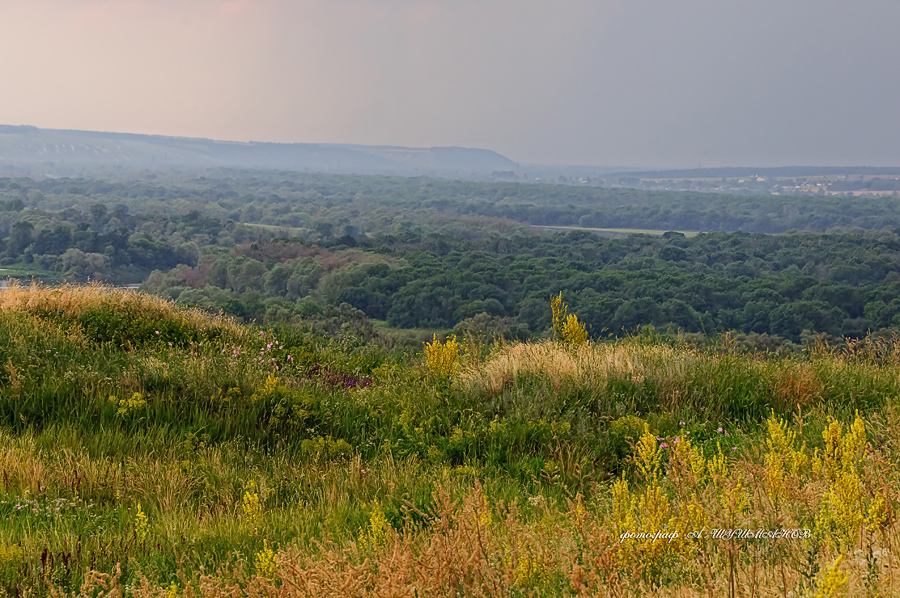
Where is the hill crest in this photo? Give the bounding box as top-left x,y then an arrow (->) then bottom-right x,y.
0,125 -> 517,177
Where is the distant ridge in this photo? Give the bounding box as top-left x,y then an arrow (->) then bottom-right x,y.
0,125 -> 518,177
609,166 -> 900,179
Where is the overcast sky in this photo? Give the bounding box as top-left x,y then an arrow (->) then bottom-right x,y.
1,0 -> 899,168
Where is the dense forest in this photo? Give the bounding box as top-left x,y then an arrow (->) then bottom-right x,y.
137,230 -> 900,343
3,171 -> 900,345
4,171 -> 900,236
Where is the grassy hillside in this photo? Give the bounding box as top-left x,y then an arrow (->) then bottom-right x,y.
2,284 -> 900,596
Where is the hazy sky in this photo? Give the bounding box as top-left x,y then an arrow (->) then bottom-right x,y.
2,0 -> 899,168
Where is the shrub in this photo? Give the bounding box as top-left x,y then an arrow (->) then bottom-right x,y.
551,292 -> 588,345
424,334 -> 459,380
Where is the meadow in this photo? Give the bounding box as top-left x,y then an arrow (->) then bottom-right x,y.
1,283 -> 899,596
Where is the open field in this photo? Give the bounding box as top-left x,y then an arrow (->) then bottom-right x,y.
534,225 -> 701,237
244,223 -> 382,240
242,223 -> 309,236
2,283 -> 900,596
0,266 -> 60,283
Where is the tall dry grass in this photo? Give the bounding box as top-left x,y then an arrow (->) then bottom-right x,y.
457,339 -> 690,394
457,338 -> 900,418
64,474 -> 900,598
0,281 -> 246,340
58,408 -> 900,597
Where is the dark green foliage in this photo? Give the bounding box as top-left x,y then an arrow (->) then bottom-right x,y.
5,170 -> 900,344
143,229 -> 900,342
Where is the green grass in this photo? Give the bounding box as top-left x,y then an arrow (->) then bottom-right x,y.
242,222 -> 309,236
0,265 -> 60,281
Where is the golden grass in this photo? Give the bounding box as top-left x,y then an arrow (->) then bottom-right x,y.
457,339 -> 696,396
0,281 -> 244,339
0,441 -> 47,493
456,339 -> 887,415
774,364 -> 822,409
65,482 -> 900,597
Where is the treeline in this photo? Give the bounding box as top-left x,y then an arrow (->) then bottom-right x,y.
6,170 -> 900,344
4,170 -> 900,237
614,166 -> 900,179
828,178 -> 900,192
0,204 -> 270,282
140,229 -> 900,343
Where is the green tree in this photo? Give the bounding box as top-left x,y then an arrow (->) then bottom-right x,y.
8,221 -> 34,257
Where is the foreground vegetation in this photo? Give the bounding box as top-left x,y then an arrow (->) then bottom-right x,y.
1,283 -> 900,596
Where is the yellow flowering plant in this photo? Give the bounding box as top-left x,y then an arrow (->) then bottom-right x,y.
551,292 -> 588,345
424,333 -> 459,380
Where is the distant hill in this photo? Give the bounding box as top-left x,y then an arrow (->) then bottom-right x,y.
0,125 -> 518,177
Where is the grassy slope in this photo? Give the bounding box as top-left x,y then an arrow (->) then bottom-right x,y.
1,284 -> 900,596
